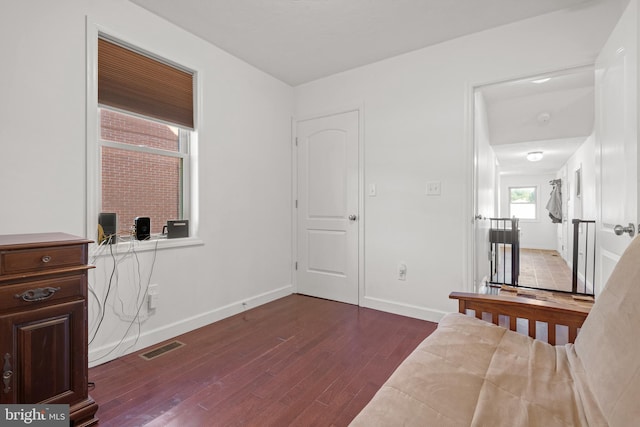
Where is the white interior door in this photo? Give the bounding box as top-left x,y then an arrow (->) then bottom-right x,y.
296,111 -> 359,304
595,1 -> 638,294
473,92 -> 497,290
474,162 -> 495,289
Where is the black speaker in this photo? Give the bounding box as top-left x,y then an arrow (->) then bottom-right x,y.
98,213 -> 117,244
134,217 -> 151,240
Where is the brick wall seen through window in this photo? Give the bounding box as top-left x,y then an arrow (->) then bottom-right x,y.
100,110 -> 182,236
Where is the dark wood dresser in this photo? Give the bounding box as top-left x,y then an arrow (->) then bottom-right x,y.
0,233 -> 98,426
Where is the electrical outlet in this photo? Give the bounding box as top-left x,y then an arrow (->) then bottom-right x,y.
426,181 -> 441,195
398,263 -> 407,281
148,284 -> 159,310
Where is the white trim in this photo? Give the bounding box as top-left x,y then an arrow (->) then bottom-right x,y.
291,116 -> 298,293
89,285 -> 293,367
464,81 -> 475,292
472,63 -> 595,92
465,63 -> 595,294
86,16 -> 99,241
89,237 -> 204,260
86,18 -> 201,244
357,103 -> 366,305
361,296 -> 448,323
99,138 -> 188,158
188,125 -> 200,238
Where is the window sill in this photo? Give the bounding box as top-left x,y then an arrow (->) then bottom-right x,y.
90,235 -> 204,258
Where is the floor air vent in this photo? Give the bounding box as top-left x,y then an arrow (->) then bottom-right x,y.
140,341 -> 185,361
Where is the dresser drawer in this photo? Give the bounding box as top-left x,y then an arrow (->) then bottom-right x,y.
1,245 -> 86,275
0,275 -> 84,311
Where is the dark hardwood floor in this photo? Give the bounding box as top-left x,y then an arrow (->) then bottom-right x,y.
89,294 -> 437,426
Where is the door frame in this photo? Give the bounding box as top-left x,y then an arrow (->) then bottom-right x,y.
465,64 -> 595,292
292,105 -> 365,305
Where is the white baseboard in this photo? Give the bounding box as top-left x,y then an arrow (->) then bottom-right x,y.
89,284 -> 294,367
360,296 -> 448,323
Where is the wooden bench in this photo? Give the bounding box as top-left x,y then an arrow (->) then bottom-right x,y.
449,291 -> 591,345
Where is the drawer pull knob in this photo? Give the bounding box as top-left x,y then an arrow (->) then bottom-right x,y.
14,287 -> 61,302
3,354 -> 11,393
41,255 -> 52,263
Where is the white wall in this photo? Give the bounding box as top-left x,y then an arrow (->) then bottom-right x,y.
294,2 -> 626,320
0,0 -> 294,365
562,134 -> 597,289
499,174 -> 558,250
0,0 -> 629,362
567,135 -> 597,221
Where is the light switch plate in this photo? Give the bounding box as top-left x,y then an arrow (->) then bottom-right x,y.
369,184 -> 377,197
426,181 -> 441,195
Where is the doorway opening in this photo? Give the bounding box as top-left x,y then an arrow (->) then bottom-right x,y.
472,65 -> 596,295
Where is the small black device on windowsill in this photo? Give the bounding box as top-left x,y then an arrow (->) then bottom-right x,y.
134,217 -> 151,240
163,220 -> 189,239
98,212 -> 117,244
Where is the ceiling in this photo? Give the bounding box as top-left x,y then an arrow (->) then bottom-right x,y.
131,0 -> 598,86
129,0 -> 620,177
478,67 -> 595,175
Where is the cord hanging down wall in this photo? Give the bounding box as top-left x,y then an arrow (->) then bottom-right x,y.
87,237 -> 159,365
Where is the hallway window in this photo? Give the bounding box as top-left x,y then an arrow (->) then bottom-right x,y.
509,187 -> 536,219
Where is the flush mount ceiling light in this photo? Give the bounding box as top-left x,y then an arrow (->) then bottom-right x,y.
526,151 -> 544,162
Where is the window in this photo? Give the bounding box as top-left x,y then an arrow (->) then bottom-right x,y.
99,109 -> 189,235
96,36 -> 195,239
509,187 -> 537,219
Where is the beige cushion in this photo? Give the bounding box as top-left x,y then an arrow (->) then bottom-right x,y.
350,313 -> 595,426
352,236 -> 640,426
574,235 -> 640,426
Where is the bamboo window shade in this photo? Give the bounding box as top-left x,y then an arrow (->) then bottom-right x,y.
98,38 -> 194,129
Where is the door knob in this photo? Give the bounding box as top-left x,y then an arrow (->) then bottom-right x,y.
614,223 -> 635,237
474,214 -> 485,220
348,214 -> 357,221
